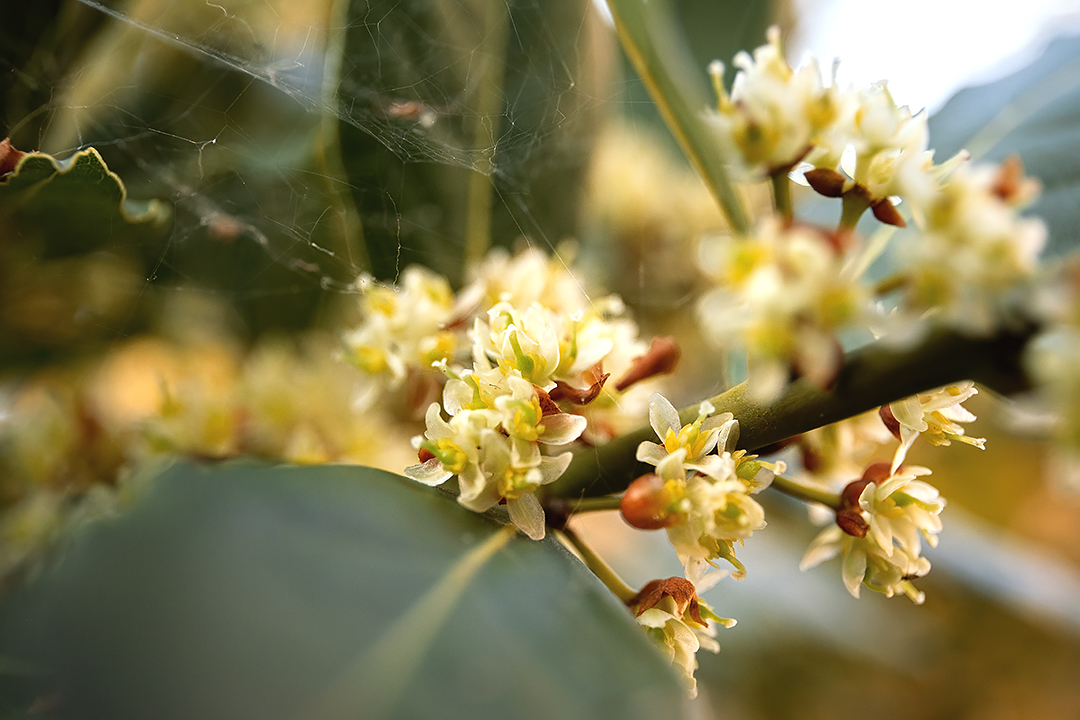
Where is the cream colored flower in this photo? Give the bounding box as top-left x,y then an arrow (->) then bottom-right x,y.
898,160 -> 1046,333
629,575 -> 735,697
708,26 -> 842,176
884,382 -> 985,472
800,465 -> 944,603
697,218 -> 870,399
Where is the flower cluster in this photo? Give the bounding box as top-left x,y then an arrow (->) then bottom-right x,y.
698,28 -> 1047,404
400,251 -> 671,539
800,462 -> 945,603
623,393 -> 782,578
896,159 -> 1046,334
708,26 -> 842,176
697,218 -> 870,398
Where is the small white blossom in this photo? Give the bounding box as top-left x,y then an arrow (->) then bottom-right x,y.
342,266 -> 457,387
629,574 -> 735,697
708,26 -> 842,176
800,465 -> 944,603
898,161 -> 1046,333
884,381 -> 986,472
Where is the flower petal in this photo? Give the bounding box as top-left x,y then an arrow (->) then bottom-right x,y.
538,412 -> 588,446
649,392 -> 681,440
404,458 -> 453,486
508,493 -> 546,540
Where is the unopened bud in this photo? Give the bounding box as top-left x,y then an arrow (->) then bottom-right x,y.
804,168 -> 847,198
862,462 -> 890,482
871,198 -> 906,228
614,337 -> 681,392
621,473 -> 683,529
879,405 -> 901,440
836,507 -> 869,537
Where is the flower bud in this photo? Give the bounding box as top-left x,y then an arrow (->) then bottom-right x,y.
836,507 -> 869,537
879,404 -> 901,439
621,473 -> 684,529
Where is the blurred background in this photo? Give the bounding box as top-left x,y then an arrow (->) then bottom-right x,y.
2,0 -> 1080,717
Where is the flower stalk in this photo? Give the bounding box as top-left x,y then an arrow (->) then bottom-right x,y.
769,475 -> 841,509
556,527 -> 637,603
548,320 -> 1037,499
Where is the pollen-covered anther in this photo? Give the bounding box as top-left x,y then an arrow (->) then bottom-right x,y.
621,473 -> 685,529
629,577 -> 704,625
614,337 -> 681,392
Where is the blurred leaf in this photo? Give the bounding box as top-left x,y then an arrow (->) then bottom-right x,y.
0,461 -> 689,720
0,146 -> 171,364
338,0 -> 613,283
928,34 -> 1080,257
0,146 -> 170,255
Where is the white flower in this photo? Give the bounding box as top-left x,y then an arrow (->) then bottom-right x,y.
629,575 -> 735,697
708,26 -> 842,176
343,266 -> 457,387
884,381 -> 985,472
697,218 -> 870,399
636,393 -> 738,476
897,160 -> 1046,334
800,465 -> 944,603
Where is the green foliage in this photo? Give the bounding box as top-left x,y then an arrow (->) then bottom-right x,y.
929,35 -> 1080,256
0,461 -> 689,720
0,147 -> 171,365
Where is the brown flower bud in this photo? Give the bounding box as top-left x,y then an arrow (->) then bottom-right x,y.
861,462 -> 893,484
879,404 -> 901,440
548,374 -> 610,405
614,337 -> 681,392
0,138 -> 25,178
840,478 -> 873,510
804,167 -> 847,197
621,473 -> 683,529
871,198 -> 907,228
628,577 -> 704,624
836,507 -> 869,537
534,385 -> 562,417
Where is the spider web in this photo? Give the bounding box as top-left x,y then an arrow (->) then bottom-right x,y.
6,0 -> 624,339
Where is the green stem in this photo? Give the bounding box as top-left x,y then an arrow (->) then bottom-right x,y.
556,527 -> 637,603
771,171 -> 793,223
605,0 -> 751,235
315,0 -> 370,273
549,320 -> 1037,499
463,0 -> 510,273
769,475 -> 840,509
839,190 -> 871,233
874,273 -> 908,296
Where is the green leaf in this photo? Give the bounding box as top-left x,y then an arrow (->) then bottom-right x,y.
928,34 -> 1080,257
0,461 -> 689,720
0,146 -> 172,365
0,146 -> 171,256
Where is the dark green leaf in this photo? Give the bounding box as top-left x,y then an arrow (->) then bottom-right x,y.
0,461 -> 689,720
0,147 -> 171,256
928,34 -> 1080,257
